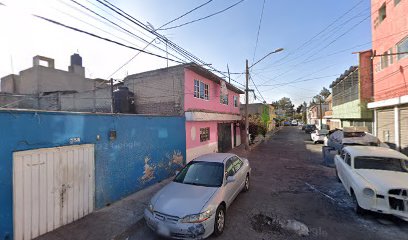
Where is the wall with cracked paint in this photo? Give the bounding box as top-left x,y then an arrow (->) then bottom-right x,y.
0,109 -> 186,240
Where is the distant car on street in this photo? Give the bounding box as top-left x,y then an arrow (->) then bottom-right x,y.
144,153 -> 251,239
335,146 -> 408,221
323,128 -> 387,151
304,124 -> 317,134
310,129 -> 329,144
291,120 -> 298,126
283,121 -> 291,126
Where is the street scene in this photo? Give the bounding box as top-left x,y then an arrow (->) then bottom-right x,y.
1,0 -> 408,240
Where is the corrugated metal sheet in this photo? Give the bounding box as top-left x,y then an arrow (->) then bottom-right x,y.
377,109 -> 395,148
400,107 -> 408,155
13,144 -> 94,240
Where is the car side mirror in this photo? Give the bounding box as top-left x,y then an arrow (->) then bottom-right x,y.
226,175 -> 236,183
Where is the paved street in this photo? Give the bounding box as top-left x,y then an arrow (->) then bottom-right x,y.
124,127 -> 408,240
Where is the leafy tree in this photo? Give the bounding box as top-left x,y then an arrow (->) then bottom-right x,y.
272,97 -> 294,118
320,87 -> 331,99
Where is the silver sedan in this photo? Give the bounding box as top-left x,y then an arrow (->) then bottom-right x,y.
144,153 -> 251,239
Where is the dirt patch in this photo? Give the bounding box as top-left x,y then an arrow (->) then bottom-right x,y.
250,213 -> 282,233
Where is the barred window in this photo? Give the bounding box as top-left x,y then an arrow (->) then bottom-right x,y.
233,96 -> 238,107
200,127 -> 210,142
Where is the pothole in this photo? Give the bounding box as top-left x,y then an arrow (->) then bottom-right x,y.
250,213 -> 282,233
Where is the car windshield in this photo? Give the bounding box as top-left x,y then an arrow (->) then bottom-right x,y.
354,157 -> 408,173
173,161 -> 224,187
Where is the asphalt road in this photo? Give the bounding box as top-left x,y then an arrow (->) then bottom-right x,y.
126,126 -> 408,240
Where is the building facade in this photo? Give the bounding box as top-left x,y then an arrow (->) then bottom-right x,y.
307,103 -> 329,129
0,54 -> 110,111
330,51 -> 374,132
322,94 -> 341,130
124,63 -> 244,162
368,0 -> 408,153
240,103 -> 276,131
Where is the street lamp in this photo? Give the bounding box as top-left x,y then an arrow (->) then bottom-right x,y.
244,48 -> 284,150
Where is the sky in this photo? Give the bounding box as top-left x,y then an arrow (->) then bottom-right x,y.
0,0 -> 372,106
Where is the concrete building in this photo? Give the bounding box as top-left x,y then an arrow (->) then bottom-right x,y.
330,51 -> 374,132
124,63 -> 244,162
307,103 -> 329,129
322,94 -> 341,130
0,54 -> 109,111
368,0 -> 408,153
240,103 -> 276,131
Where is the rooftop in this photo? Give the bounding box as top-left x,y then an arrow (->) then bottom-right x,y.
192,153 -> 237,163
344,146 -> 408,160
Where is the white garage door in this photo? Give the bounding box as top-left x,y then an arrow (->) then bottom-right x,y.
13,144 -> 95,240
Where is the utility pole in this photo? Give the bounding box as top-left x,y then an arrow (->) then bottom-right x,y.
319,98 -> 323,130
110,78 -> 114,113
245,59 -> 250,150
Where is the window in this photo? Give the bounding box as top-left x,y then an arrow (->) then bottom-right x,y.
232,156 -> 243,173
173,161 -> 224,187
379,3 -> 386,23
200,127 -> 210,142
220,94 -> 229,105
354,157 -> 407,173
344,153 -> 351,166
225,159 -> 235,177
194,80 -> 200,98
381,51 -> 389,69
394,0 -> 401,6
233,96 -> 238,107
194,79 -> 209,100
397,36 -> 408,60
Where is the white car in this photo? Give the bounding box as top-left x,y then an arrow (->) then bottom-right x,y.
311,129 -> 329,144
335,146 -> 408,221
144,153 -> 251,239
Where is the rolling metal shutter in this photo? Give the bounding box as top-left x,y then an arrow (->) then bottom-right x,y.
377,109 -> 396,149
400,107 -> 408,155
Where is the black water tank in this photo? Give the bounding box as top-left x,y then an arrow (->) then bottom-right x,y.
70,53 -> 82,66
113,86 -> 135,113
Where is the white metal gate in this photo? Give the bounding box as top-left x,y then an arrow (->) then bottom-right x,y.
13,144 -> 95,240
377,109 -> 395,148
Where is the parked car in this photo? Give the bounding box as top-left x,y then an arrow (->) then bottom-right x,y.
291,120 -> 298,126
334,146 -> 408,221
144,153 -> 251,239
311,129 -> 329,144
304,124 -> 317,133
323,128 -> 387,151
283,121 -> 291,126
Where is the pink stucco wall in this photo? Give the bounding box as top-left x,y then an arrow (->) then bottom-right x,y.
184,69 -> 240,114
186,121 -> 218,149
372,0 -> 408,101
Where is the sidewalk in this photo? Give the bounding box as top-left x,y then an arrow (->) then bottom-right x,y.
35,127 -> 281,240
35,178 -> 172,240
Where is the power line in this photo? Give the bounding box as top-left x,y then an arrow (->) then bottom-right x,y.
252,0 -> 266,63
158,0 -> 245,31
32,14 -> 185,64
157,0 -> 214,30
96,0 -> 246,89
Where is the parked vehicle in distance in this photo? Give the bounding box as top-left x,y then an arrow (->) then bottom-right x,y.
304,124 -> 317,134
283,121 -> 291,126
144,153 -> 251,239
311,129 -> 329,144
324,127 -> 387,151
291,120 -> 298,126
334,146 -> 408,221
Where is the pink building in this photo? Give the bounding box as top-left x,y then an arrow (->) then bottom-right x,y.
124,63 -> 244,162
368,0 -> 408,153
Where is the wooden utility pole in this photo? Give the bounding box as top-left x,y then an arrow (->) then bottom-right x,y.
245,59 -> 250,150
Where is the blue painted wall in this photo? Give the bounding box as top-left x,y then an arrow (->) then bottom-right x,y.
0,110 -> 186,240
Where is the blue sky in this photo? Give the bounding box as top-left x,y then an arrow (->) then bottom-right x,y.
0,0 -> 372,106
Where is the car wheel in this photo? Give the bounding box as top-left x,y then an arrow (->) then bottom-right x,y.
351,192 -> 365,215
243,175 -> 249,192
335,169 -> 341,182
213,205 -> 226,236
